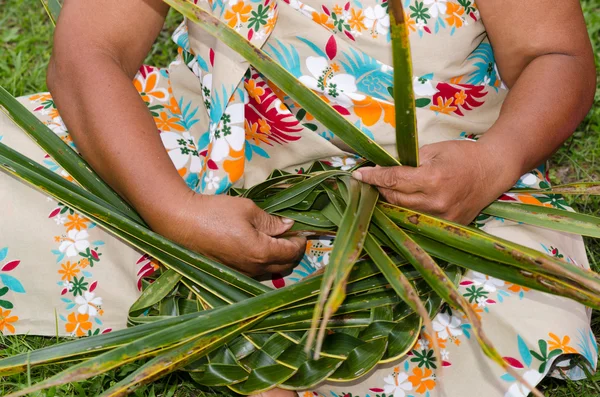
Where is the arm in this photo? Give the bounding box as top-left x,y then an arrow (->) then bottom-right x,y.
48,0 -> 305,275
354,0 -> 596,224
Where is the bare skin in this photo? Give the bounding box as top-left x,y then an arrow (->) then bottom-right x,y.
47,0 -> 305,277
47,1 -> 594,396
354,0 -> 596,225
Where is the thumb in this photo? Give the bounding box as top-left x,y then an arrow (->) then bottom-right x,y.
252,210 -> 295,237
353,166 -> 421,194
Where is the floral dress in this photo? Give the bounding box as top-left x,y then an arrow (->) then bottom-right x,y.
0,0 -> 596,396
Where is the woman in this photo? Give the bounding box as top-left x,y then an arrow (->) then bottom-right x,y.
0,0 -> 596,395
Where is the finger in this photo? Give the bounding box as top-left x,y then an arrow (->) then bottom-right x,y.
352,166 -> 423,193
252,209 -> 295,237
260,234 -> 307,265
378,187 -> 453,218
378,187 -> 427,209
264,263 -> 297,274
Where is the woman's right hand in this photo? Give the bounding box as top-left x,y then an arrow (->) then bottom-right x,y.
151,192 -> 307,277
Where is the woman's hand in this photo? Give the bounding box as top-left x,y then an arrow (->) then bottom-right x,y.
151,192 -> 307,277
352,140 -> 521,225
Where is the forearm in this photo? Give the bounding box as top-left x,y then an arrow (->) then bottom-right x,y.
47,53 -> 191,228
477,55 -> 596,189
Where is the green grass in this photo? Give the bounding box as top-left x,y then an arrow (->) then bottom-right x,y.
0,0 -> 599,395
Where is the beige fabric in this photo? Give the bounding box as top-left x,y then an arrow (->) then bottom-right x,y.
0,1 -> 595,396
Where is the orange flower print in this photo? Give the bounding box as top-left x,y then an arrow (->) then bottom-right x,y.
78,258 -> 90,269
405,12 -> 417,32
65,312 -> 92,337
445,2 -> 465,28
353,96 -> 395,127
507,283 -> 530,293
548,333 -> 577,354
332,4 -> 343,14
430,96 -> 458,115
245,120 -> 270,146
133,73 -> 167,104
29,93 -> 52,102
154,111 -> 185,132
64,214 -> 88,232
58,261 -> 80,281
454,90 -> 467,106
245,79 -> 265,104
264,15 -> 277,35
312,12 -> 335,30
408,367 -> 436,394
0,309 -> 18,334
349,8 -> 367,32
224,1 -> 252,30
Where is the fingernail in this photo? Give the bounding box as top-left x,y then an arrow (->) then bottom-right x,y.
352,171 -> 362,181
282,218 -> 294,224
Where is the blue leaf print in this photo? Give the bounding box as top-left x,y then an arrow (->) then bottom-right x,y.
576,328 -> 599,370
0,247 -> 7,261
176,98 -> 201,130
61,297 -> 72,304
197,130 -> 211,152
82,271 -> 93,278
215,175 -> 232,195
296,36 -> 327,58
0,274 -> 25,293
501,373 -> 516,382
59,314 -> 67,322
196,54 -> 209,72
467,42 -> 498,86
265,40 -> 302,78
94,317 -> 103,325
52,249 -> 65,263
339,48 -> 393,101
517,335 -> 533,367
185,172 -> 200,190
249,143 -> 270,159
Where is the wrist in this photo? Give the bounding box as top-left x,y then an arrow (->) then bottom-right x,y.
473,137 -> 523,195
135,183 -> 197,236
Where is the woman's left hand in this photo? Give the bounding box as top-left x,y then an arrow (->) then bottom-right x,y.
352,140 -> 521,225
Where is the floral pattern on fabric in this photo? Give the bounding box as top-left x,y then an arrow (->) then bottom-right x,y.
22,67 -> 181,336
0,247 -> 24,334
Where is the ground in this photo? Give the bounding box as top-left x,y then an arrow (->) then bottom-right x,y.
0,0 -> 599,396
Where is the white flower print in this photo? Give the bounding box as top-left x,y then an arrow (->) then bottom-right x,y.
209,102 -> 246,162
204,171 -> 221,191
59,229 -> 90,257
161,131 -> 202,173
476,296 -> 488,308
54,215 -> 66,225
307,255 -> 324,271
505,369 -> 543,397
440,348 -> 450,360
47,116 -> 68,135
423,0 -> 447,18
471,271 -> 505,292
417,338 -> 430,350
413,76 -> 438,96
201,73 -> 213,108
322,252 -> 330,267
364,5 -> 390,37
63,281 -> 74,291
520,173 -> 538,186
433,312 -> 463,340
75,291 -> 103,317
299,56 -> 365,108
383,372 -> 413,397
330,156 -> 357,171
